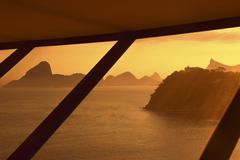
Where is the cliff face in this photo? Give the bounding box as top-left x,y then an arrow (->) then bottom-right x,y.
145,67 -> 240,120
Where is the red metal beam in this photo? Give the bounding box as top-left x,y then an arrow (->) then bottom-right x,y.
7,36 -> 135,160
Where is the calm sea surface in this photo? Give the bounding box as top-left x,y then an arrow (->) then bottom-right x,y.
0,86 -> 240,160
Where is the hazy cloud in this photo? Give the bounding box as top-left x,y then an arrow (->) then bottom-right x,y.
138,27 -> 240,43
168,31 -> 240,42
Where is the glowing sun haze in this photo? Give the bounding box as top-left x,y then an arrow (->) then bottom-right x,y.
1,27 -> 240,85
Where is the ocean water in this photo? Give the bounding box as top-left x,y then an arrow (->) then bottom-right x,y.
0,86 -> 240,160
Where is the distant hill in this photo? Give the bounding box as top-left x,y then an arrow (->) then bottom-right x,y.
103,72 -> 161,86
150,72 -> 162,81
145,67 -> 240,120
207,58 -> 240,72
4,61 -> 162,88
5,61 -> 85,88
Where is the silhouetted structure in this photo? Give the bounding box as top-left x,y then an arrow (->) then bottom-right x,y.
0,2 -> 240,159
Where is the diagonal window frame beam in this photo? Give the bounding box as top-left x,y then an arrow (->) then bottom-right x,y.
0,46 -> 34,78
7,36 -> 135,160
200,88 -> 240,160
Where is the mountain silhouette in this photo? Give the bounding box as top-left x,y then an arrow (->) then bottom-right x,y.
5,61 -> 85,88
103,72 -> 161,86
207,58 -> 240,72
150,72 -> 162,81
146,67 -> 240,120
24,61 -> 52,79
103,72 -> 137,85
4,61 -> 161,88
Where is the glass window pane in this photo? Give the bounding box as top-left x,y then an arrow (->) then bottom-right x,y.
0,42 -> 115,160
2,27 -> 240,160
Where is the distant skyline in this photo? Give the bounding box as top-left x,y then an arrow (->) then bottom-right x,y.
1,27 -> 240,85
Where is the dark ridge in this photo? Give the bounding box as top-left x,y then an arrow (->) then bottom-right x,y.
4,61 -> 162,88
146,67 -> 240,120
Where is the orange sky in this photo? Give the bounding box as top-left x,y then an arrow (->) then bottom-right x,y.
1,27 -> 240,85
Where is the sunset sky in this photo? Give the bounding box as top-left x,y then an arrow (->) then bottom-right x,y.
1,27 -> 240,85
